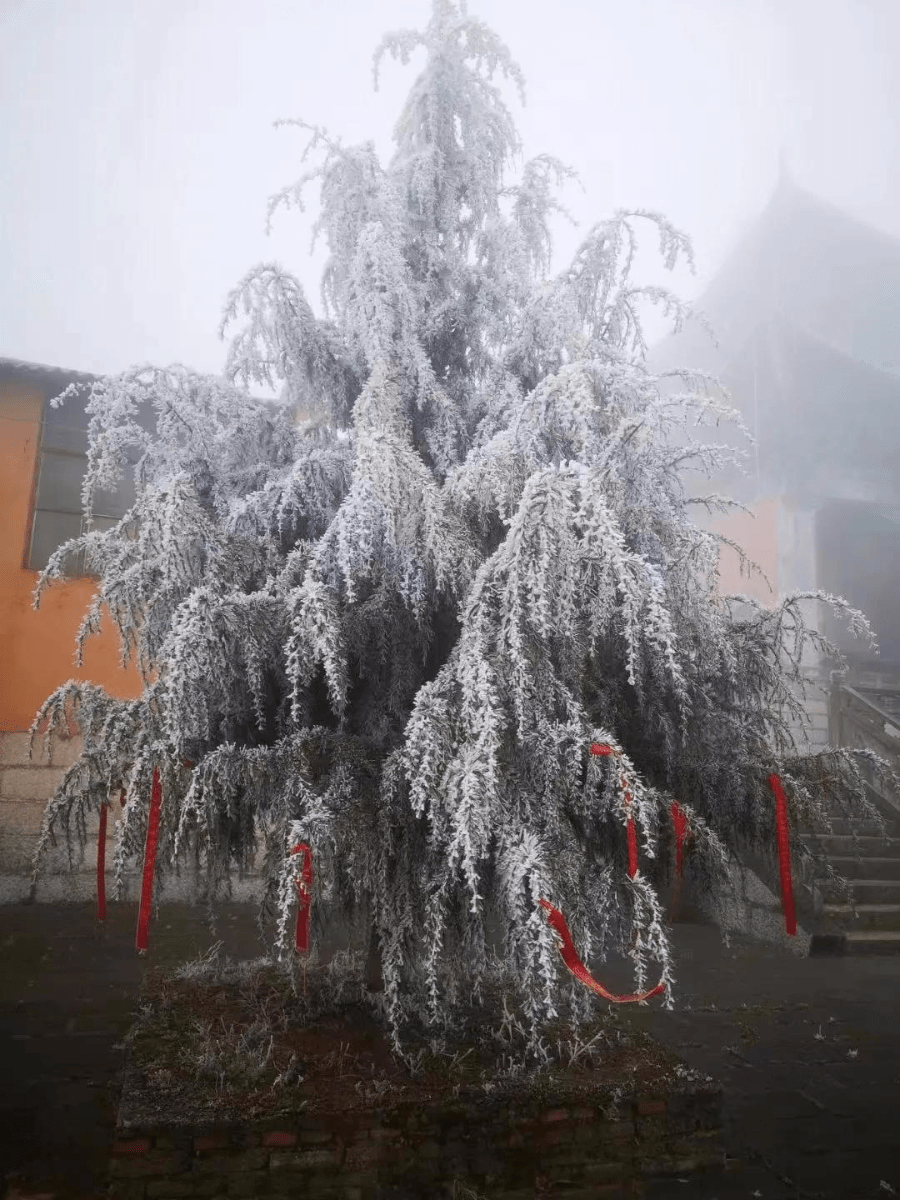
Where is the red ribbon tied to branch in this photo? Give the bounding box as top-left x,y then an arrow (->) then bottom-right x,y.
670,801 -> 689,879
768,773 -> 796,937
539,899 -> 666,1003
590,743 -> 638,878
291,843 -> 313,953
135,769 -> 162,954
589,743 -> 613,758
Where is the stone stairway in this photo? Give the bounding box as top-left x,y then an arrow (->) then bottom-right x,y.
802,802 -> 900,954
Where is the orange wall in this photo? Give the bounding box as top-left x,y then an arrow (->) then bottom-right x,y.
0,382 -> 142,732
705,495 -> 781,607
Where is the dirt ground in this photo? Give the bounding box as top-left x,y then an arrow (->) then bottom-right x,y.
124,955 -> 689,1126
1,901 -> 899,1200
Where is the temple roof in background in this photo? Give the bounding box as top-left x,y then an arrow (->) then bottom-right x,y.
649,179 -> 900,505
651,177 -> 900,384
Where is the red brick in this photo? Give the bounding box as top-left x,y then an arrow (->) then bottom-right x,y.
112,1138 -> 152,1156
541,1107 -> 570,1123
262,1130 -> 298,1148
193,1133 -> 229,1153
636,1100 -> 666,1116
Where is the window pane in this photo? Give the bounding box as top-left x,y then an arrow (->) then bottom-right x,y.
41,419 -> 89,454
28,510 -> 83,572
86,515 -> 119,533
34,451 -> 137,519
93,466 -> 136,518
35,451 -> 87,515
42,386 -> 91,453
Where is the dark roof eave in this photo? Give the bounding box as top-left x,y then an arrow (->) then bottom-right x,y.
0,358 -> 303,421
0,356 -> 99,395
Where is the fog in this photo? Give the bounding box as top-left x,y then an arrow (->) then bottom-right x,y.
1,0 -> 898,378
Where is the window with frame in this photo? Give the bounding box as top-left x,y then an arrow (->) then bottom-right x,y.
28,395 -> 137,575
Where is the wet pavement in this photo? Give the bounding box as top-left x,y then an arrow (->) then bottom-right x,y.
0,901 -> 898,1200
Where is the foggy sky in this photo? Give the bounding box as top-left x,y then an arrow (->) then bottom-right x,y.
2,0 -> 898,380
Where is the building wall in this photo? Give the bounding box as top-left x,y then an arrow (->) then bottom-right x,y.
703,493 -> 830,750
705,494 -> 781,605
698,493 -> 828,948
0,381 -> 143,900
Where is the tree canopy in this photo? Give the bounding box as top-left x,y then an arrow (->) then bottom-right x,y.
31,0 -> 892,1071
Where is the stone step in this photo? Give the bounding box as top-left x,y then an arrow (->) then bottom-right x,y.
845,930 -> 900,954
810,930 -> 900,956
822,903 -> 900,931
817,879 -> 900,905
822,856 -> 900,881
799,835 -> 900,857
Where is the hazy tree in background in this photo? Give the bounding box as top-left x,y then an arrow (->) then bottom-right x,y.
31,0 -> 893,1071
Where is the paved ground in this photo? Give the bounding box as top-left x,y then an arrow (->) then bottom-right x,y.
0,901 -> 898,1200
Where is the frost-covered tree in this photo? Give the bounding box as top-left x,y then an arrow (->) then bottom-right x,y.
31,0 -> 895,1071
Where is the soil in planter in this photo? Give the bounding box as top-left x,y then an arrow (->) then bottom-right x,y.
121,950 -> 699,1127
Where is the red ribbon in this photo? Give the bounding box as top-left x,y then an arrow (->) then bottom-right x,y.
291,843 -> 313,953
670,801 -> 689,878
627,819 -> 638,878
539,899 -> 666,1003
135,769 -> 162,954
768,773 -> 796,937
589,744 -> 638,878
622,780 -> 638,879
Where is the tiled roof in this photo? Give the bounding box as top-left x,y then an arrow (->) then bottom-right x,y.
650,181 -> 900,381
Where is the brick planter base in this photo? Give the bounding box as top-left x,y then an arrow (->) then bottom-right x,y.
110,1066 -> 722,1199
108,958 -> 723,1199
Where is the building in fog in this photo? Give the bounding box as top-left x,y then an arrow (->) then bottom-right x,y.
650,176 -> 900,947
0,359 -> 142,901
652,172 -> 900,723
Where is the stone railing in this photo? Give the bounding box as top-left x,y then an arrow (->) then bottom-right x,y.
828,670 -> 900,814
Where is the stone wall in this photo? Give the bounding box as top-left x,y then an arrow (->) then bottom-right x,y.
109,1087 -> 723,1200
0,730 -> 266,906
0,728 -> 87,903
